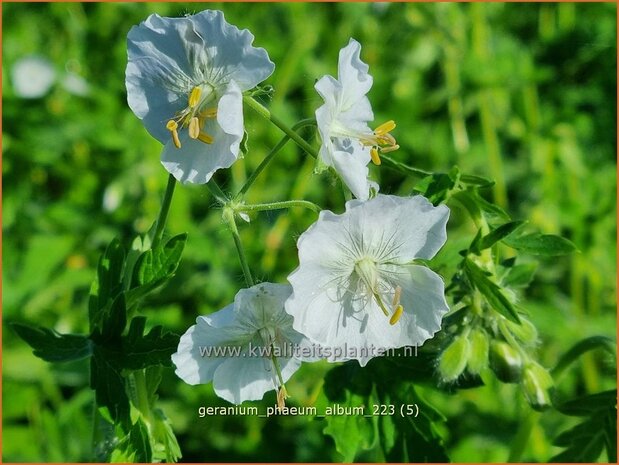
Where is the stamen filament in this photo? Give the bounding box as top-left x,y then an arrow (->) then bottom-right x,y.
392,286 -> 402,308
200,108 -> 218,118
373,291 -> 390,316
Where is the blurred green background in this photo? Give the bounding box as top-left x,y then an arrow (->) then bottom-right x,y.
2,2 -> 616,462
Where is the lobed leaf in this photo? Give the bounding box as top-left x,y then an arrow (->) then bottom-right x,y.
10,323 -> 92,363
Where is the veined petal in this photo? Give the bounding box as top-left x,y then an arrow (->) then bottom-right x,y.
188,10 -> 274,90
315,75 -> 341,109
330,147 -> 373,201
213,355 -> 301,404
337,38 -> 373,111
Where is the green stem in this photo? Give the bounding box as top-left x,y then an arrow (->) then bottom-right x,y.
236,118 -> 317,199
238,200 -> 321,214
152,174 -> 176,248
205,179 -> 228,204
133,370 -> 152,422
244,95 -> 318,159
223,207 -> 254,287
380,154 -> 432,178
508,411 -> 541,462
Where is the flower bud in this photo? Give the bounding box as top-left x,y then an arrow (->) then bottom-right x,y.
506,318 -> 538,345
522,362 -> 554,411
489,341 -> 523,383
467,328 -> 489,374
438,335 -> 470,382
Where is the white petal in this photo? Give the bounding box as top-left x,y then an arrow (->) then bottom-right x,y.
126,14 -> 198,142
172,317 -> 245,385
212,355 -> 301,404
392,264 -> 450,344
160,81 -> 243,184
337,39 -> 373,111
315,75 -> 341,109
188,10 -> 274,90
343,195 -> 450,261
330,146 -> 373,200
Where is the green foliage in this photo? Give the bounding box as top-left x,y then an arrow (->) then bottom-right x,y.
551,390 -> 617,462
10,323 -> 92,363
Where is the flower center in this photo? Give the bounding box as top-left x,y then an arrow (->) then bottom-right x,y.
353,258 -> 403,325
165,84 -> 218,149
331,119 -> 399,166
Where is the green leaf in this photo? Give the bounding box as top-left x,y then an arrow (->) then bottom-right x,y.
478,221 -> 526,251
89,238 -> 125,331
503,233 -> 577,256
10,323 -> 92,363
460,173 -> 495,188
118,317 -> 179,370
92,293 -> 127,344
463,259 -> 521,324
127,233 -> 187,304
501,262 -> 538,288
110,417 -> 152,463
413,172 -> 458,205
551,390 -> 617,462
91,346 -> 131,430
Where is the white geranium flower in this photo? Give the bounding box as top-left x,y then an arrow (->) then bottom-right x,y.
315,39 -> 399,200
11,56 -> 56,98
126,10 -> 274,184
286,194 -> 450,366
172,283 -> 311,404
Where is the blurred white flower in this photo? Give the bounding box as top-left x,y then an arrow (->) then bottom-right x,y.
126,10 -> 274,184
315,39 -> 398,200
11,56 -> 56,99
172,283 -> 311,404
286,194 -> 450,366
61,72 -> 90,97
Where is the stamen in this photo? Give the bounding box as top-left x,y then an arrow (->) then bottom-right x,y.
392,286 -> 402,308
379,133 -> 397,146
374,120 -> 396,136
188,86 -> 202,108
200,108 -> 218,118
379,144 -> 400,154
372,291 -> 390,317
188,117 -> 200,139
389,305 -> 404,325
370,147 -> 382,166
197,132 -> 214,144
166,120 -> 181,149
277,385 -> 288,411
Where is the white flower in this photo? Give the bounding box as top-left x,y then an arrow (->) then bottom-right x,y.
285,194 -> 450,366
315,39 -> 399,200
172,283 -> 311,404
11,56 -> 56,98
126,11 -> 274,184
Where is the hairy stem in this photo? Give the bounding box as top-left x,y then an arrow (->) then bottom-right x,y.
152,174 -> 176,248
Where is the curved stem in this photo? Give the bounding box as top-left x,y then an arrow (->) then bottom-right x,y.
205,179 -> 228,204
244,95 -> 318,159
223,208 -> 254,288
236,118 -> 317,199
152,174 -> 176,248
238,200 -> 321,214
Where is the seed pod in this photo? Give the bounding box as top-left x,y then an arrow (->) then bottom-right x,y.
489,341 -> 523,383
467,328 -> 489,374
522,362 -> 554,411
438,335 -> 470,382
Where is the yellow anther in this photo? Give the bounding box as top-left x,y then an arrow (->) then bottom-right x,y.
392,286 -> 402,308
197,132 -> 214,144
188,86 -> 202,108
380,144 -> 400,154
277,385 -> 289,411
200,107 -> 218,118
370,147 -> 382,166
374,120 -> 396,136
379,133 -> 397,146
389,305 -> 404,325
166,120 -> 181,149
188,117 -> 200,139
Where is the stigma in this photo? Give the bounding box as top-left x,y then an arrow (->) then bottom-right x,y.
354,259 -> 404,325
